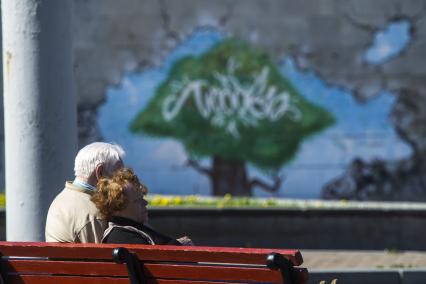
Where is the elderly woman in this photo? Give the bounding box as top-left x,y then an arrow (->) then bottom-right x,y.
91,168 -> 192,245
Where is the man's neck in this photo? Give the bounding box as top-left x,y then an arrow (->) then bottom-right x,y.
77,175 -> 97,186
74,176 -> 97,189
75,177 -> 90,184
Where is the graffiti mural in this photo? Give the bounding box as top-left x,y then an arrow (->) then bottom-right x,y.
130,39 -> 334,196
98,30 -> 411,198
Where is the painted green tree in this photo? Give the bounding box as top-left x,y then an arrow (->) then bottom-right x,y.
131,39 -> 335,196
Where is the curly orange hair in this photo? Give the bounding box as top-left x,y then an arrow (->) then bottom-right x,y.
91,168 -> 148,219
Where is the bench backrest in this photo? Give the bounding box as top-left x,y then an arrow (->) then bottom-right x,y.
0,242 -> 308,284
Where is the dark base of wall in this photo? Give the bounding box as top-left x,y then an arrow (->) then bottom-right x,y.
1,206 -> 425,250
148,207 -> 426,250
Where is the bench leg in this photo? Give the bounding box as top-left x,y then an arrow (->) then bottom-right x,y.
112,247 -> 146,284
266,253 -> 294,284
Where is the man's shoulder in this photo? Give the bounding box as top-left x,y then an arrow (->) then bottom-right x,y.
47,182 -> 100,223
46,183 -> 104,243
50,182 -> 93,205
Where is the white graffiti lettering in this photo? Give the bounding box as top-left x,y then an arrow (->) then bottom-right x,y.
162,58 -> 301,138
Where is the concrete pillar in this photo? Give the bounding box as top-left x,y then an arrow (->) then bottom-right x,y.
2,0 -> 77,241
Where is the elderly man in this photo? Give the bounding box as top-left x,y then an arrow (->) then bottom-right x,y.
45,142 -> 125,243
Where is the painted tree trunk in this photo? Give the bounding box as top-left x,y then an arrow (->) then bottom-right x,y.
211,156 -> 251,196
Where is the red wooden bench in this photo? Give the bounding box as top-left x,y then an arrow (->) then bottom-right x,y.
0,242 -> 308,284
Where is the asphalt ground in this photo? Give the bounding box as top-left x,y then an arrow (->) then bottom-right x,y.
301,250 -> 426,269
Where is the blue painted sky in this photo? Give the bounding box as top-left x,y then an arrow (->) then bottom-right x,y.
99,28 -> 412,198
365,20 -> 411,64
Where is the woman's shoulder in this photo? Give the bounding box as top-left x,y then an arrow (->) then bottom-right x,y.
104,226 -> 151,244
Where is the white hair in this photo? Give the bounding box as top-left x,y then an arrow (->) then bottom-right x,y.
74,142 -> 125,179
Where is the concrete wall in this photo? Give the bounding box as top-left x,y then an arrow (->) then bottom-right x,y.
69,0 -> 426,200
147,207 -> 426,250
72,0 -> 426,106
0,207 -> 419,249
0,204 -> 424,250
2,0 -> 426,200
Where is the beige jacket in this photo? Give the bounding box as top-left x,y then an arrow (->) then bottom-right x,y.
45,182 -> 107,243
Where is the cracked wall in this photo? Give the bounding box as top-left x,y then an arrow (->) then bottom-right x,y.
74,0 -> 426,200
74,0 -> 426,104
0,0 -> 417,196
65,0 -> 426,199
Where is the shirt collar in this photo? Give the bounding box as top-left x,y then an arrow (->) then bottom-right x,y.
73,179 -> 96,191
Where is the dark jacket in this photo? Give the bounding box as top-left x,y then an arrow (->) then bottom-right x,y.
102,216 -> 181,245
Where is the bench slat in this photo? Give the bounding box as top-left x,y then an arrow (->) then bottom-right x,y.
0,242 -> 303,266
7,275 -> 246,284
4,260 -> 128,276
7,275 -> 128,284
5,260 -> 284,282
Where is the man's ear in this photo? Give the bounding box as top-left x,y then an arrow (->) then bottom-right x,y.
95,164 -> 104,180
